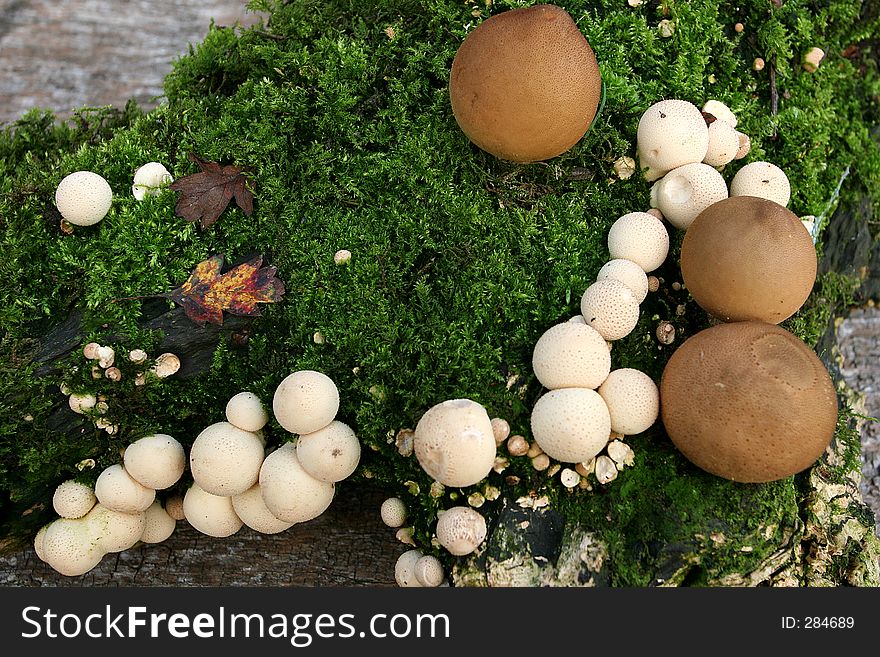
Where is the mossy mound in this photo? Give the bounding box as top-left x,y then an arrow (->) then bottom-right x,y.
1,0 -> 879,585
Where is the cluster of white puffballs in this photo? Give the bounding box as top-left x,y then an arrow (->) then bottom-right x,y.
53,162 -> 173,227
34,434 -> 187,576
637,98 -> 792,230
185,371 -> 360,538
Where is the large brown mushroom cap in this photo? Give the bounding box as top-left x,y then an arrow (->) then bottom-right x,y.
449,4 -> 602,163
660,321 -> 838,483
680,196 -> 817,324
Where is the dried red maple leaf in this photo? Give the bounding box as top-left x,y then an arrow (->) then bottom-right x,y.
169,153 -> 254,229
169,255 -> 285,326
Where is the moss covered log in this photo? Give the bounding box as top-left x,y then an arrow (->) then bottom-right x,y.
1,0 -> 879,585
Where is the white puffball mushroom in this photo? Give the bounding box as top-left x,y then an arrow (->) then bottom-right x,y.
41,518 -> 105,576
273,370 -> 340,435
296,420 -> 361,483
580,279 -> 640,341
532,322 -> 611,390
55,171 -> 113,226
183,483 -> 243,538
85,504 -> 147,553
152,353 -> 181,378
52,480 -> 96,519
68,392 -> 96,414
132,162 -> 173,200
650,162 -> 729,230
702,100 -> 737,128
34,524 -> 49,562
259,443 -> 335,524
413,398 -> 497,488
123,433 -> 186,490
164,495 -> 185,521
607,212 -> 670,272
435,506 -> 487,556
83,342 -> 101,360
598,368 -> 660,436
597,259 -> 649,303
95,464 -> 155,513
703,118 -> 741,167
530,388 -> 611,463
381,497 -> 408,528
140,501 -> 176,543
395,549 -> 424,587
231,484 -> 295,534
415,555 -> 445,587
730,161 -> 791,207
190,421 -> 265,497
637,100 -> 709,181
225,391 -> 269,432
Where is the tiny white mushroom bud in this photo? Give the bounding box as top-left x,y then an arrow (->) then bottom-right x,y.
313,331 -> 325,344
526,441 -> 544,458
381,497 -> 408,527
576,459 -> 595,477
415,555 -> 445,587
334,249 -> 352,265
128,349 -> 147,364
547,463 -> 561,477
436,506 -> 487,556
104,424 -> 119,435
60,383 -> 72,395
560,468 -> 581,488
647,276 -> 660,293
396,527 -> 416,546
531,453 -> 551,471
75,458 -> 96,471
493,456 -> 509,473
595,455 -> 619,484
753,57 -> 765,71
395,549 -> 424,587
395,428 -> 415,457
55,171 -> 113,226
507,434 -> 529,457
430,481 -> 445,499
734,132 -> 751,159
132,162 -> 173,200
491,417 -> 511,445
83,342 -> 101,360
802,47 -> 825,73
105,367 -> 122,382
135,372 -> 146,386
96,345 -> 115,368
607,440 -> 636,469
613,155 -> 636,180
467,492 -> 485,508
68,393 -> 96,414
152,353 -> 181,378
658,19 -> 675,37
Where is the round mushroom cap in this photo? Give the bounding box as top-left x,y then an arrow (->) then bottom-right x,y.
395,549 -> 424,587
85,503 -> 147,553
95,464 -> 155,513
68,392 -> 96,414
703,118 -> 741,167
730,161 -> 791,207
33,524 -> 49,562
637,100 -> 709,180
449,4 -> 602,163
42,518 -> 105,577
702,100 -> 738,128
598,368 -> 660,435
579,279 -> 640,341
597,259 -> 649,303
435,506 -> 487,556
295,420 -> 361,483
415,555 -> 445,587
414,399 -> 497,487
272,370 -> 340,435
140,501 -> 176,543
681,196 -> 817,324
225,391 -> 269,432
132,162 -> 173,200
183,483 -> 243,538
55,171 -> 113,226
660,321 -> 838,482
231,484 -> 294,534
123,433 -> 186,490
380,497 -> 408,528
53,480 -> 96,519
650,162 -> 729,230
532,322 -> 611,390
607,212 -> 670,272
190,422 -> 265,496
259,443 -> 335,524
164,495 -> 185,521
530,388 -> 611,463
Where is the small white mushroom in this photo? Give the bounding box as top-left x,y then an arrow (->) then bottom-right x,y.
802,47 -> 825,73
650,162 -> 728,230
607,212 -> 670,272
607,440 -> 636,469
132,162 -> 173,200
183,483 -> 243,538
532,321 -> 611,390
272,370 -> 340,435
334,249 -> 352,266
531,453 -> 550,471
151,353 -> 180,378
83,342 -> 101,360
296,420 -> 361,483
598,368 -> 660,435
491,417 -> 511,446
702,100 -> 738,128
68,392 -> 97,415
396,527 -> 416,546
95,464 -> 155,513
435,506 -> 487,556
104,367 -> 122,382
55,171 -> 113,226
123,434 -> 186,490
734,132 -> 751,159
729,161 -> 791,206
380,497 -> 408,528
530,388 -> 611,463
53,480 -> 96,519
560,468 -> 581,488
225,391 -> 269,432
140,501 -> 176,543
526,441 -> 544,458
41,517 -> 105,576
395,549 -> 424,587
96,345 -> 115,368
85,504 -> 147,553
580,279 -> 640,341
164,495 -> 185,521
613,155 -> 637,180
190,422 -> 265,496
595,455 -> 619,484
128,349 -> 148,364
231,484 -> 295,534
507,434 -> 529,457
415,555 -> 445,587
703,118 -> 741,167
597,259 -> 649,302
637,100 -> 709,181
259,443 -> 335,524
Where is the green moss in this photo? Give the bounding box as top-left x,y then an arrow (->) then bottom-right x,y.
1,0 -> 878,583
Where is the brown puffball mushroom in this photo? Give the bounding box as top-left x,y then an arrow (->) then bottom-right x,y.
448,4 -> 602,163
680,196 -> 817,324
660,321 -> 838,482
